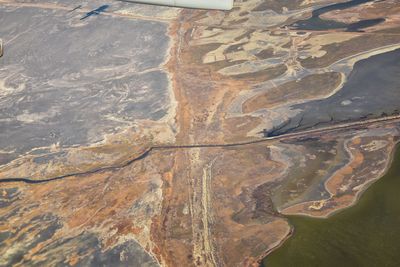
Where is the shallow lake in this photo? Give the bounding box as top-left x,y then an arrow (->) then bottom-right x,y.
271,48 -> 400,136
292,0 -> 381,31
263,144 -> 400,267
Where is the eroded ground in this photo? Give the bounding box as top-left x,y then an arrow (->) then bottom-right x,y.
1,0 -> 400,266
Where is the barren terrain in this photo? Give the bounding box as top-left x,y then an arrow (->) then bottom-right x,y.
1,0 -> 400,266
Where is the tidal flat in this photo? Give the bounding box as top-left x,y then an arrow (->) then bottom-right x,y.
1,0 -> 400,266
264,144 -> 400,267
273,48 -> 400,136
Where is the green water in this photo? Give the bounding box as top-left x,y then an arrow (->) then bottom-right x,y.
263,145 -> 400,267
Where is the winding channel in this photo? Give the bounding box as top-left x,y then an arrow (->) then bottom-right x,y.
291,0 -> 383,31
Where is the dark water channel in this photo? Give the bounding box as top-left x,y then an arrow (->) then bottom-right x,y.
267,48 -> 400,137
291,0 -> 384,31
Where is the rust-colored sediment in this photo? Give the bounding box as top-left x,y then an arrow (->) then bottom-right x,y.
2,1 -> 400,266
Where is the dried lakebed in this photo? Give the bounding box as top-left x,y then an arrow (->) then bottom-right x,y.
0,5 -> 174,164
1,0 -> 400,266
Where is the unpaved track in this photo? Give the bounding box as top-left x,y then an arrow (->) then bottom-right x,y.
200,158 -> 218,267
1,115 -> 400,184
